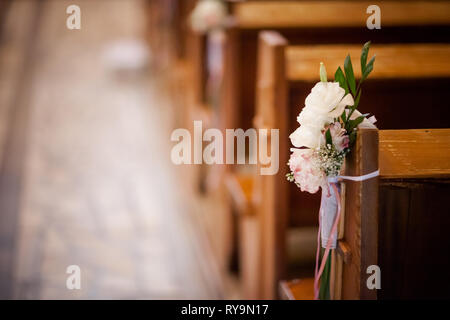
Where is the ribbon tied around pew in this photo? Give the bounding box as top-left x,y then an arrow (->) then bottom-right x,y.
314,170 -> 380,300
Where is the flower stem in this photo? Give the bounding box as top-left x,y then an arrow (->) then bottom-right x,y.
320,62 -> 327,82
319,249 -> 332,300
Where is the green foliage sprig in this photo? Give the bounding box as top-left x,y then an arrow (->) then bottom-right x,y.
333,41 -> 375,146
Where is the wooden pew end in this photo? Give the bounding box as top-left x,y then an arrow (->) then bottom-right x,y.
279,278 -> 315,300
224,172 -> 256,216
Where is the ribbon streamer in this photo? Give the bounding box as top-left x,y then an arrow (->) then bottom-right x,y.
313,170 -> 379,300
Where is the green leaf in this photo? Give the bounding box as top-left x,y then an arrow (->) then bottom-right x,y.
360,41 -> 371,74
344,54 -> 356,95
348,115 -> 365,132
348,130 -> 357,146
341,109 -> 347,123
353,90 -> 362,109
361,55 -> 376,82
319,252 -> 331,300
346,89 -> 361,126
325,128 -> 333,146
334,67 -> 348,94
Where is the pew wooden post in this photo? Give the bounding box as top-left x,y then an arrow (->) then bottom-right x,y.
225,174 -> 260,299
189,33 -> 207,106
339,125 -> 379,300
255,31 -> 289,300
220,26 -> 241,133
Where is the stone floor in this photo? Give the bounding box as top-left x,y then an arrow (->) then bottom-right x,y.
0,0 -> 226,299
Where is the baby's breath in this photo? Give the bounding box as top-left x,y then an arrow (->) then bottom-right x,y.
286,172 -> 295,182
315,144 -> 347,177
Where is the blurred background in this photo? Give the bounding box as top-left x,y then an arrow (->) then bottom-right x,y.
0,0 -> 450,300
0,0 -> 232,299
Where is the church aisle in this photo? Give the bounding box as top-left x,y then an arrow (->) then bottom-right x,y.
0,0 -> 221,299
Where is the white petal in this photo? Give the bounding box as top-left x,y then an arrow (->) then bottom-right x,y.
340,93 -> 354,107
328,93 -> 355,118
289,125 -> 322,149
298,107 -> 328,128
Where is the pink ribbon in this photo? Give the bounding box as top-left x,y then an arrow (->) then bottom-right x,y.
312,170 -> 379,299
314,182 -> 341,300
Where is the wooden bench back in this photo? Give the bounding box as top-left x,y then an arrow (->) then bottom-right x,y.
338,128 -> 450,299
286,44 -> 450,130
286,44 -> 450,129
233,1 -> 450,28
287,44 -> 450,81
279,129 -> 450,300
377,129 -> 450,299
257,33 -> 450,232
255,30 -> 450,299
283,40 -> 450,226
379,129 -> 450,179
220,0 -> 450,131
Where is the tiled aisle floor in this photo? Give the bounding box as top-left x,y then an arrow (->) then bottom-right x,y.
1,0 -> 222,299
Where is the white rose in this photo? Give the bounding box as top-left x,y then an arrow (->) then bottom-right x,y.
289,124 -> 323,149
297,107 -> 329,129
305,82 -> 354,119
291,81 -> 354,149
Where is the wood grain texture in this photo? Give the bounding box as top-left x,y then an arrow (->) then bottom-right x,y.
234,1 -> 450,28
0,0 -> 42,299
286,44 -> 450,81
239,213 -> 261,299
379,129 -> 450,179
221,27 -> 241,133
225,173 -> 255,216
337,241 -> 352,264
334,253 -> 343,300
377,184 -> 411,299
341,126 -> 379,300
378,129 -> 450,299
279,278 -> 314,300
254,31 -> 289,300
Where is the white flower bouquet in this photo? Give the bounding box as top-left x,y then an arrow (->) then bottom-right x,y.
287,42 -> 377,299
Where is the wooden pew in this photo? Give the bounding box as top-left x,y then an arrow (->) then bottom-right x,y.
252,32 -> 450,299
146,0 -> 197,66
233,1 -> 450,29
283,128 -> 450,299
220,0 -> 450,132
338,128 -> 450,299
186,0 -> 450,128
377,129 -> 450,299
337,124 -> 379,300
219,2 -> 450,297
186,0 -> 450,147
281,124 -> 379,300
182,1 -> 450,298
192,1 -> 450,185
221,0 -> 450,188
